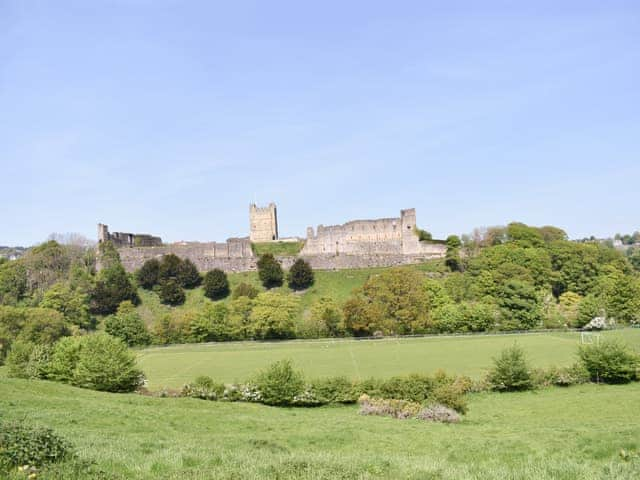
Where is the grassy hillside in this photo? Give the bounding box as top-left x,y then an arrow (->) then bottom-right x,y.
135,261 -> 446,326
252,241 -> 305,256
1,376 -> 638,479
137,329 -> 640,388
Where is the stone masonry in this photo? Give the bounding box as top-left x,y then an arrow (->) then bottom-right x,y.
249,203 -> 278,242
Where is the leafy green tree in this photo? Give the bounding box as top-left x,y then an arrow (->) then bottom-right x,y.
505,222 -> 544,248
253,359 -> 304,406
227,296 -> 255,340
250,292 -> 299,339
232,282 -> 259,299
487,344 -> 533,391
576,294 -> 604,328
203,269 -> 230,300
287,258 -> 314,290
158,254 -> 183,283
495,280 -> 542,330
309,297 -> 343,337
17,308 -> 70,345
189,303 -> 230,342
103,301 -> 151,346
538,226 -> 568,243
594,269 -> 640,324
0,261 -> 27,305
177,259 -> 201,289
579,339 -> 639,384
136,258 -> 160,289
41,282 -> 92,330
627,247 -> 640,272
158,279 -> 186,306
556,291 -> 582,326
90,263 -> 139,315
257,254 -> 284,289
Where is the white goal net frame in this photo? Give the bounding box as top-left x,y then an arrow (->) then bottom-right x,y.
580,332 -> 601,345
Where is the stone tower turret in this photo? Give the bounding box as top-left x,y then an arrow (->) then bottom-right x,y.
249,203 -> 279,242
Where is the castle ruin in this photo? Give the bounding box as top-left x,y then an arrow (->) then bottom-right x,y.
99,204 -> 446,273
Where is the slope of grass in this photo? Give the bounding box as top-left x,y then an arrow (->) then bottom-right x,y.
252,241 -> 305,256
137,329 -> 640,388
1,378 -> 638,479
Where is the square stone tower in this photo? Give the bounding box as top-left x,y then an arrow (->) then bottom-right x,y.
249,203 -> 279,242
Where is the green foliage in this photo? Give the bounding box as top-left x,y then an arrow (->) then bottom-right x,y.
46,336 -> 82,383
158,254 -> 183,283
287,258 -> 314,291
257,253 -> 284,289
6,340 -> 36,378
595,269 -> 640,324
505,222 -> 545,247
627,247 -> 640,272
445,235 -> 462,272
103,301 -> 151,346
71,333 -> 145,392
189,303 -> 230,342
135,258 -> 160,289
416,229 -> 433,241
90,263 -> 139,315
496,280 -> 542,330
232,282 -> 259,300
308,376 -> 357,403
252,241 -> 304,257
0,261 -> 27,305
17,308 -> 70,345
576,294 -> 603,328
431,382 -> 468,414
308,297 -> 344,337
578,340 -> 639,384
158,279 -> 186,306
0,420 -> 70,468
250,292 -> 299,339
488,344 -> 534,391
254,359 -> 305,406
203,269 -> 230,301
41,282 -> 92,330
177,259 -> 201,289
181,375 -> 225,400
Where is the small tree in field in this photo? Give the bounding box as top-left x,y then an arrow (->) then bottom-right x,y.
578,339 -> 639,384
203,269 -> 230,301
257,254 -> 283,289
287,258 -> 314,291
178,259 -> 201,289
158,279 -> 186,306
136,258 -> 160,289
487,344 -> 533,391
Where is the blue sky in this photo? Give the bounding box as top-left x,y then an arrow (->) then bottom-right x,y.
1,1 -> 639,246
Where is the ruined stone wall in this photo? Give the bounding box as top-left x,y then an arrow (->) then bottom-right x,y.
98,223 -> 162,248
249,203 -> 278,242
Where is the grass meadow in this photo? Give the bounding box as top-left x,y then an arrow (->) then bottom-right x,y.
1,375 -> 638,479
137,329 -> 640,388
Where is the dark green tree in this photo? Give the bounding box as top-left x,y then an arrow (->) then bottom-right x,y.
445,235 -> 462,272
177,259 -> 201,289
90,263 -> 139,315
136,258 -> 160,289
203,269 -> 230,301
159,254 -> 183,283
287,258 -> 314,290
158,279 -> 185,306
232,282 -> 259,299
257,254 -> 284,289
103,301 -> 151,346
495,280 -> 541,330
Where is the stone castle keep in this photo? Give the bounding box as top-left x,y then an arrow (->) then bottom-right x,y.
98,204 -> 446,272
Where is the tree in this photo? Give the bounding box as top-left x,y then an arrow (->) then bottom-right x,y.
158,279 -> 186,306
257,254 -> 284,289
41,282 -> 92,330
505,222 -> 544,248
487,344 -> 533,391
103,301 -> 151,346
249,292 -> 299,339
495,280 -> 542,330
158,254 -> 182,283
579,340 -> 639,384
17,308 -> 70,345
178,259 -> 201,289
90,263 -> 139,315
445,235 -> 462,272
576,294 -> 604,328
136,258 -> 160,289
232,282 -> 259,300
254,359 -> 304,406
203,269 -> 230,301
287,258 -> 314,290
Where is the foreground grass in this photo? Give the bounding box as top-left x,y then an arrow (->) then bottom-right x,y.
0,378 -> 638,479
137,328 -> 640,388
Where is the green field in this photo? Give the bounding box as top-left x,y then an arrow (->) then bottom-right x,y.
1,376 -> 638,479
137,329 -> 640,388
251,241 -> 305,256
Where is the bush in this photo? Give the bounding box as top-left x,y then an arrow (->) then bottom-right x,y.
254,359 -> 304,406
532,363 -> 590,388
181,375 -> 225,400
358,394 -> 421,419
232,282 -> 259,300
416,404 -> 461,423
487,344 -> 533,391
287,258 -> 314,291
0,420 -> 70,468
249,292 -> 299,339
17,308 -> 70,345
308,376 -> 357,404
178,259 -> 201,289
6,340 -> 37,378
203,269 -> 230,301
378,374 -> 435,403
90,263 -> 139,315
104,301 -> 151,346
578,339 -> 639,384
136,258 -> 160,289
431,382 -> 468,414
158,254 -> 183,283
47,336 -> 82,383
71,333 -> 145,392
158,279 -> 186,306
257,254 -> 283,289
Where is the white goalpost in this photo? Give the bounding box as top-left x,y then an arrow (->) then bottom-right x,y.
580,331 -> 601,345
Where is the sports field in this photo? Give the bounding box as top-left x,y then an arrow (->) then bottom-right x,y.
137,328 -> 640,388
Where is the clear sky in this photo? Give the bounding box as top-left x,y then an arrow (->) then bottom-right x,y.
1,1 -> 639,246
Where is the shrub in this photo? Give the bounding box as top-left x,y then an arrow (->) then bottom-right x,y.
308,376 -> 357,404
358,394 -> 421,419
578,339 -> 639,384
158,279 -> 186,306
532,363 -> 590,388
104,301 -> 151,346
178,259 -> 201,289
232,282 -> 259,300
378,374 -> 434,403
158,254 -> 183,283
17,308 -> 70,345
257,254 -> 283,289
90,263 -> 139,315
6,340 -> 36,378
254,359 -> 304,406
72,333 -> 145,392
0,420 -> 70,468
250,292 -> 299,339
203,269 -> 230,301
136,258 -> 160,289
41,283 -> 92,330
416,404 -> 462,423
487,344 -> 533,391
181,375 -> 225,400
47,336 -> 82,383
431,382 -> 468,414
287,258 -> 314,291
